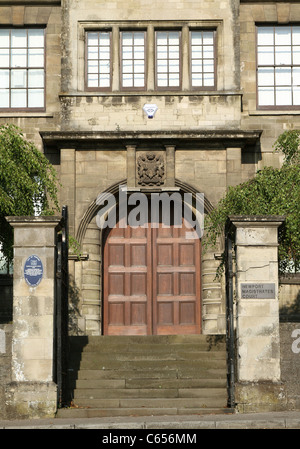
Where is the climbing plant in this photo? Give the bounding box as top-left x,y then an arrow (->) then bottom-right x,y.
0,124 -> 59,263
204,130 -> 300,275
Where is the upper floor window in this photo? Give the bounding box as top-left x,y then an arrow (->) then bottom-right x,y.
257,25 -> 300,109
121,31 -> 146,89
0,28 -> 45,110
86,31 -> 111,90
190,30 -> 215,88
156,31 -> 181,89
85,25 -> 217,92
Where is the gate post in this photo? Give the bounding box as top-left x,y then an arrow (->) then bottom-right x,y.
229,215 -> 286,412
5,216 -> 62,419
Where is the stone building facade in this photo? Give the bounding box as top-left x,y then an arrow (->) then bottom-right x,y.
0,0 -> 299,345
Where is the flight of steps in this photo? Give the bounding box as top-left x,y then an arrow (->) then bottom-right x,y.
56,335 -> 230,418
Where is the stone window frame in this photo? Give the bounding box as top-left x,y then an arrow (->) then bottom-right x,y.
0,27 -> 46,112
256,24 -> 300,110
80,21 -> 219,94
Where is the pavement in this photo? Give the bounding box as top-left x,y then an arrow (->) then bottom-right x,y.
1,410 -> 300,429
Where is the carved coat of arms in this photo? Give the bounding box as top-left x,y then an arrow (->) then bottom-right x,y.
137,152 -> 165,186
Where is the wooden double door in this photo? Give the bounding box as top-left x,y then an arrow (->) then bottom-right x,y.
103,215 -> 201,335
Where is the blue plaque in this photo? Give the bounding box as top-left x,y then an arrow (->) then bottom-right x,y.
24,255 -> 43,287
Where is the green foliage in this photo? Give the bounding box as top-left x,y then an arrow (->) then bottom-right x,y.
273,129 -> 300,166
0,124 -> 59,262
204,131 -> 300,275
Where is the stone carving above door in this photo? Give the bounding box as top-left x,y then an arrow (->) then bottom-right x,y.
137,152 -> 165,186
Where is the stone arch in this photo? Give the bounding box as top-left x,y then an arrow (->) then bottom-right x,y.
77,179 -> 224,335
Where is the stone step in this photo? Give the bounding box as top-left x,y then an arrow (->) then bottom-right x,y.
73,343 -> 226,354
75,358 -> 227,371
72,396 -> 227,409
76,351 -> 226,362
75,377 -> 227,389
73,387 -> 227,400
56,407 -> 232,419
71,367 -> 227,380
69,335 -> 226,349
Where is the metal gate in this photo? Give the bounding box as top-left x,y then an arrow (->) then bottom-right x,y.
54,206 -> 69,408
225,218 -> 235,409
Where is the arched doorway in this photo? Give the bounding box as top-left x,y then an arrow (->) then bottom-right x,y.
103,204 -> 201,336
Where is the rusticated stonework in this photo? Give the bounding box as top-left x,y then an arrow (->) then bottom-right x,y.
137,152 -> 165,186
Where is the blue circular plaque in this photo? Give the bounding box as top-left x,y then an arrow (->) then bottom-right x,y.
24,255 -> 44,287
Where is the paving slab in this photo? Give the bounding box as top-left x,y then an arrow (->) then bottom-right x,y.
0,410 -> 300,429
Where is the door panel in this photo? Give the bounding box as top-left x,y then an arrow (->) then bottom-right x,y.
103,215 -> 201,335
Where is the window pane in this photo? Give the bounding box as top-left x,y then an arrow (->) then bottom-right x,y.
88,60 -> 98,73
134,60 -> 144,73
157,32 -> 168,45
28,69 -> 44,88
203,73 -> 214,86
157,48 -> 168,60
99,74 -> 110,88
275,67 -> 291,86
122,60 -> 132,73
0,89 -> 9,107
87,74 -> 98,87
292,27 -> 300,45
99,48 -> 110,60
11,89 -> 26,107
157,60 -> 168,73
0,49 -> 9,67
275,27 -> 291,45
192,73 -> 202,86
28,29 -> 44,48
28,89 -> 44,107
203,46 -> 214,59
88,47 -> 98,60
203,31 -> 214,45
257,47 -> 274,65
293,67 -> 300,86
293,86 -> 300,104
134,74 -> 144,87
99,61 -> 110,74
275,46 -> 291,65
169,46 -> 179,58
258,67 -> 274,86
122,46 -> 132,60
0,30 -> 10,48
257,27 -> 274,46
192,46 -> 202,59
87,33 -> 98,46
203,60 -> 214,72
134,46 -> 144,59
134,33 -> 144,46
11,69 -> 27,88
169,73 -> 179,86
122,32 -> 133,46
276,86 -> 292,105
169,32 -> 179,45
293,46 -> 300,64
11,29 -> 27,48
122,74 -> 133,87
0,69 -> 9,88
99,32 -> 110,45
191,32 -> 202,45
28,49 -> 44,67
157,73 -> 168,86
169,59 -> 179,73
11,48 -> 27,67
258,86 -> 275,105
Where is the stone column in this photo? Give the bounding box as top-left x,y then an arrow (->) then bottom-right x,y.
230,215 -> 286,412
5,216 -> 61,419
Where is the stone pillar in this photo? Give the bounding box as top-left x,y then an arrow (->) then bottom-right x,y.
5,216 -> 61,419
230,215 -> 287,412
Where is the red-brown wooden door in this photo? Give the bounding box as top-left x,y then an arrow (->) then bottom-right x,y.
103,217 -> 201,335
